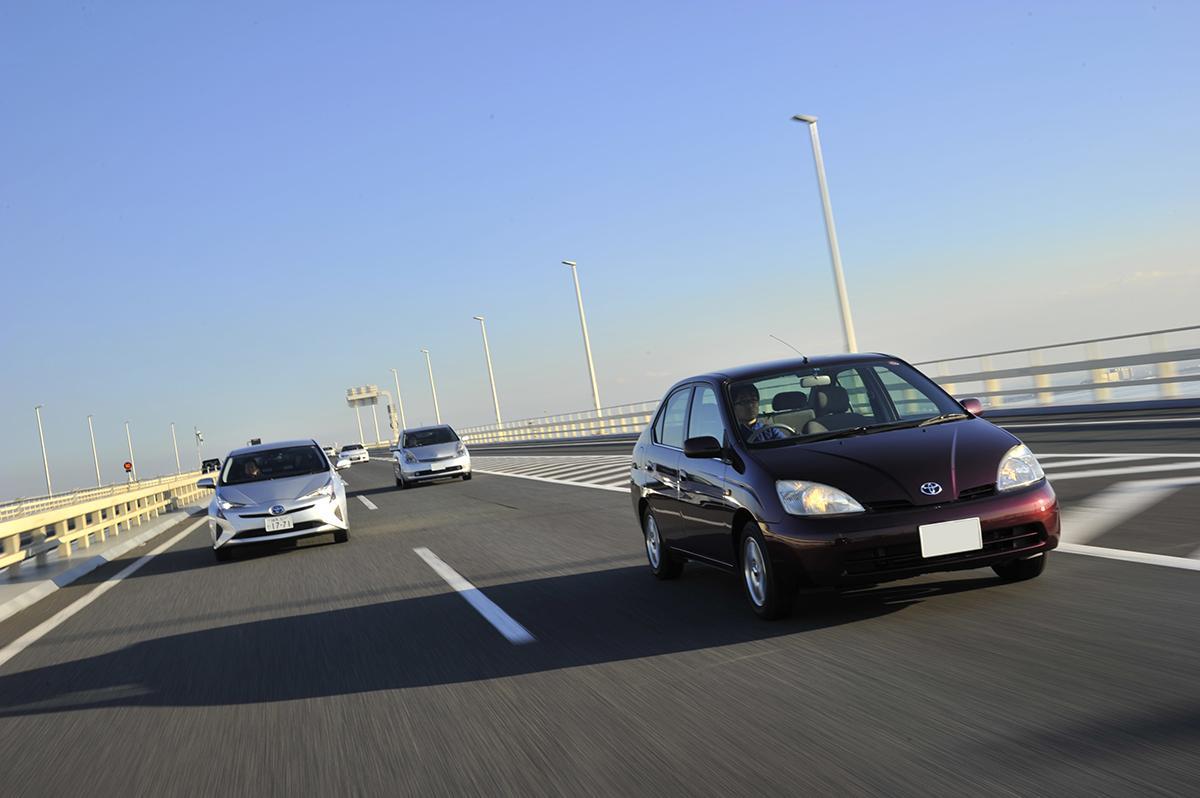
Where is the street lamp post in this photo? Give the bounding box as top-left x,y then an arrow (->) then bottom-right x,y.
420,349 -> 442,424
194,427 -> 204,468
34,404 -> 52,496
561,260 -> 602,415
88,414 -> 102,487
473,315 -> 502,425
791,114 -> 859,353
390,368 -> 408,433
370,403 -> 382,445
353,405 -> 365,446
170,422 -> 181,474
124,421 -> 137,481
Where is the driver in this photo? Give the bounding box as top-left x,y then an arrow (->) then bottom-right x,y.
243,460 -> 261,479
731,384 -> 789,443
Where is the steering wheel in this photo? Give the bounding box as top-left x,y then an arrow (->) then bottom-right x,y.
769,423 -> 796,435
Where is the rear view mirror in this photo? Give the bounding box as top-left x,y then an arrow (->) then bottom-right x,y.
683,436 -> 723,459
960,398 -> 984,416
336,458 -> 352,470
800,375 -> 831,388
197,477 -> 215,490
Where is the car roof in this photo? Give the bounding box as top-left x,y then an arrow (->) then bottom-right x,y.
402,424 -> 456,434
226,439 -> 319,457
679,353 -> 899,386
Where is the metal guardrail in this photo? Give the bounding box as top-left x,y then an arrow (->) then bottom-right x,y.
459,325 -> 1200,445
0,471 -> 214,569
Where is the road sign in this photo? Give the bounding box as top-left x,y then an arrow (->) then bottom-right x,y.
123,461 -> 133,473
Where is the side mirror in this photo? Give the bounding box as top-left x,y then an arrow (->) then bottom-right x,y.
197,477 -> 215,490
683,436 -> 723,459
336,458 -> 351,470
960,398 -> 984,416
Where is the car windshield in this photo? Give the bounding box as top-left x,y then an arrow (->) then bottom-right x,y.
404,428 -> 458,448
729,359 -> 965,447
221,445 -> 328,485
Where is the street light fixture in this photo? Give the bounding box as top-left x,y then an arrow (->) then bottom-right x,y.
473,315 -> 502,425
34,404 -> 52,496
420,349 -> 442,424
791,113 -> 859,353
562,260 -> 602,415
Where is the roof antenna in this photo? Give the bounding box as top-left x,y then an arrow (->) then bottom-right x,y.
769,334 -> 808,363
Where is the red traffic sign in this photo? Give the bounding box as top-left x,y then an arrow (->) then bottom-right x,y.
123,461 -> 133,473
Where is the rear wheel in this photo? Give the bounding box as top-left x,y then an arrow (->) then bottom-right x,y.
739,527 -> 794,620
643,509 -> 683,579
334,529 -> 349,544
992,553 -> 1046,582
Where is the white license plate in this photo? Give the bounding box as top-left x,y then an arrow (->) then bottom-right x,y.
430,462 -> 448,471
919,517 -> 982,558
264,516 -> 294,533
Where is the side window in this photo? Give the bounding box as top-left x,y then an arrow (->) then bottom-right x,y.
834,369 -> 877,419
873,366 -> 940,419
654,387 -> 692,449
686,385 -> 726,442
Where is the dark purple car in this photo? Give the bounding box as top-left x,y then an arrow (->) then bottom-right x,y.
630,354 -> 1060,619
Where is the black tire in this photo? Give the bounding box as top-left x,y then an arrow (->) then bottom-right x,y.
396,474 -> 408,489
738,526 -> 794,620
334,529 -> 349,544
992,553 -> 1046,582
642,508 -> 683,580
213,546 -> 232,563
462,472 -> 472,481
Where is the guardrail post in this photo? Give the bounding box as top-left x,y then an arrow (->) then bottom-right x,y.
1152,333 -> 1179,398
1087,342 -> 1111,402
981,357 -> 1002,408
1030,350 -> 1052,405
2,532 -> 18,567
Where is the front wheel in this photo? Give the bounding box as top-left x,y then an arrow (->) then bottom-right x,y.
643,509 -> 683,579
213,546 -> 232,563
740,527 -> 794,620
334,529 -> 349,544
992,554 -> 1046,582
462,472 -> 472,481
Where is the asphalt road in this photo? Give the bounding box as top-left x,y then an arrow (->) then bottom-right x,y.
1,424 -> 1198,796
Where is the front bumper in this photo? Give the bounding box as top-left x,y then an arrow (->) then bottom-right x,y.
762,480 -> 1060,587
209,496 -> 348,548
396,452 -> 471,482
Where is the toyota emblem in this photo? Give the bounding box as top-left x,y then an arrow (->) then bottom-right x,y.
270,504 -> 286,515
920,482 -> 943,496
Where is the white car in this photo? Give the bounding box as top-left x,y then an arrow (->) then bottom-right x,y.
198,439 -> 350,562
339,443 -> 370,464
394,425 -> 471,488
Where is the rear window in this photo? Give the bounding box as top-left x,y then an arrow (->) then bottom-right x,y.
222,446 -> 328,485
404,427 -> 459,447
340,444 -> 363,451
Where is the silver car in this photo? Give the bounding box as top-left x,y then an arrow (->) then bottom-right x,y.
393,425 -> 472,488
198,439 -> 351,562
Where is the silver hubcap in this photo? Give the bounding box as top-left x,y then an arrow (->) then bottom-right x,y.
743,537 -> 767,607
644,514 -> 661,569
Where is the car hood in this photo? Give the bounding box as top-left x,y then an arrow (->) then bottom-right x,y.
748,418 -> 1020,506
405,442 -> 461,460
218,473 -> 330,505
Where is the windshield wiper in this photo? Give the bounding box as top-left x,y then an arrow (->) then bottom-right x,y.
917,412 -> 969,427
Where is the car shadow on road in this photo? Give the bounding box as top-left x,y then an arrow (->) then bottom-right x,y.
0,566 -> 1001,718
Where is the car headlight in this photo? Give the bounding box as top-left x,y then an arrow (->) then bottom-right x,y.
776,480 -> 865,516
996,444 -> 1045,492
216,495 -> 246,511
300,480 -> 335,501
456,442 -> 466,456
404,451 -> 418,464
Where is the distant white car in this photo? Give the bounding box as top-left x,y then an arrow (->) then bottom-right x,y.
339,443 -> 370,464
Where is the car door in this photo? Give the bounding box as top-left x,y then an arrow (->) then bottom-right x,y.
675,383 -> 738,566
642,385 -> 692,541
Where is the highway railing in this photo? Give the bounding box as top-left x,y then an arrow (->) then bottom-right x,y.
0,472 -> 214,569
459,325 -> 1200,445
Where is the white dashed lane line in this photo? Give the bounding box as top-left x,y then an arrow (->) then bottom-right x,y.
357,495 -> 378,510
414,547 -> 536,645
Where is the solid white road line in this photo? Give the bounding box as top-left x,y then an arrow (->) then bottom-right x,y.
357,495 -> 378,510
413,547 -> 535,645
1036,452 -> 1200,459
1004,416 -> 1200,429
1059,543 -> 1200,571
1058,480 -> 1185,545
0,517 -> 206,671
1046,461 -> 1200,481
473,468 -> 629,493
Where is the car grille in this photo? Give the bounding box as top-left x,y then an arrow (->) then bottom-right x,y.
232,520 -> 325,540
238,504 -> 316,519
842,524 -> 1045,577
414,465 -> 463,476
862,483 -> 998,513
419,454 -> 457,462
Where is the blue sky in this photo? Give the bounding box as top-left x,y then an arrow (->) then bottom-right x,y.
2,1 -> 1198,498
